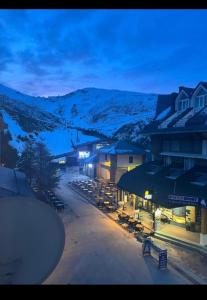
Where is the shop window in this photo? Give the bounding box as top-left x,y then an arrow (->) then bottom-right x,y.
129,156 -> 133,164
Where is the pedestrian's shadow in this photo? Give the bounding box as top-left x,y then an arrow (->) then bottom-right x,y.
142,255 -> 176,285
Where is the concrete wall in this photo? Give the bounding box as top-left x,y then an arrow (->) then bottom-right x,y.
116,154 -> 143,168
115,168 -> 128,184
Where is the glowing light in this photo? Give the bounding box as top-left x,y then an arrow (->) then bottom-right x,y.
155,208 -> 161,219
88,163 -> 93,168
79,151 -> 90,159
103,161 -> 111,167
144,190 -> 152,199
128,165 -> 137,172
59,160 -> 66,164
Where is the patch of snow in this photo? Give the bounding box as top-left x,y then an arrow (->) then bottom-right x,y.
155,106 -> 171,121
1,110 -> 29,152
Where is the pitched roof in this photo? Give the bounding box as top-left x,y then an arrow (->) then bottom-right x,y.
98,140 -> 145,155
179,86 -> 194,96
192,81 -> 207,94
154,93 -> 177,119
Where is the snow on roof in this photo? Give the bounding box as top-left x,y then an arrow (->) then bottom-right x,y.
98,140 -> 145,155
155,106 -> 171,121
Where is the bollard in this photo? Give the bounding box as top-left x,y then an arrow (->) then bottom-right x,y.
142,237 -> 151,256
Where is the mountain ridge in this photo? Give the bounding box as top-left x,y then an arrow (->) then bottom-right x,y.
0,83 -> 160,156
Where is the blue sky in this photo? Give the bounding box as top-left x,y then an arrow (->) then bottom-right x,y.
0,9 -> 207,96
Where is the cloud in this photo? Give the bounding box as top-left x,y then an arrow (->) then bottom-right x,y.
0,9 -> 207,95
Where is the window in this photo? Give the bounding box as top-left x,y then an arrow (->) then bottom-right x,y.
129,156 -> 133,163
178,102 -> 182,111
196,95 -> 207,108
105,154 -> 108,161
177,99 -> 189,111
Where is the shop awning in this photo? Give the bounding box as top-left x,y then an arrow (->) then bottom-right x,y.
83,154 -> 98,164
117,162 -> 207,208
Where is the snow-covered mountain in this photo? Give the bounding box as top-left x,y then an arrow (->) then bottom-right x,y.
0,84 -> 158,155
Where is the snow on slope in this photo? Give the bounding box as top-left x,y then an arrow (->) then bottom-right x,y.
47,88 -> 158,137
2,110 -> 27,152
0,84 -> 158,136
2,110 -> 100,156
0,84 -> 158,155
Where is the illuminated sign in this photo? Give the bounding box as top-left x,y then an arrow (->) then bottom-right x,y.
78,151 -> 90,159
168,194 -> 207,207
144,190 -> 152,200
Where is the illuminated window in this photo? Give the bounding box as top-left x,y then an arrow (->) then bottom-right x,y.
78,151 -> 90,159
59,160 -> 66,164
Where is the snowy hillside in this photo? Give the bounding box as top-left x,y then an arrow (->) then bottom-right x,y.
0,84 -> 158,155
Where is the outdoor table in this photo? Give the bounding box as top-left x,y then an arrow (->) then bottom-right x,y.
121,223 -> 129,229
103,201 -> 110,205
107,205 -> 116,211
52,200 -> 63,204
128,218 -> 137,224
135,224 -> 144,231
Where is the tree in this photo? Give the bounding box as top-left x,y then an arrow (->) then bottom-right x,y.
71,104 -> 78,117
16,139 -> 36,184
1,129 -> 19,168
33,142 -> 60,191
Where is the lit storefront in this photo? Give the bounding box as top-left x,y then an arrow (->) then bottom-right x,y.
117,161 -> 207,245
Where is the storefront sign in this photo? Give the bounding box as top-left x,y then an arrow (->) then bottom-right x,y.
168,194 -> 207,208
145,190 -> 152,200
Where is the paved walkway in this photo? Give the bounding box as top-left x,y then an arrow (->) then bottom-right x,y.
44,170 -> 190,284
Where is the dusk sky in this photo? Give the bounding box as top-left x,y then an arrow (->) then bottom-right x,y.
0,9 -> 207,96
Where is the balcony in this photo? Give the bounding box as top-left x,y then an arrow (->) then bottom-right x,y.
166,168 -> 186,179
160,151 -> 207,160
191,172 -> 207,186
146,164 -> 163,175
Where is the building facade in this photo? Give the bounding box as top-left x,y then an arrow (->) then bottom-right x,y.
76,139 -> 112,178
96,140 -> 146,184
118,82 -> 207,246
